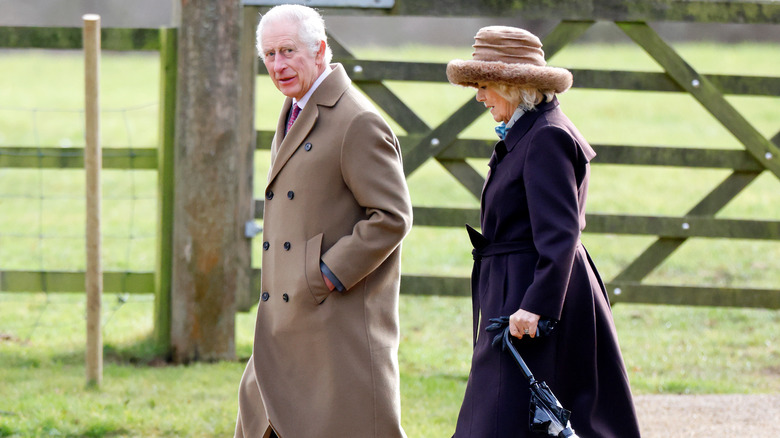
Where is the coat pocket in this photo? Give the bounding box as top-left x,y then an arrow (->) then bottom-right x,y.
304,233 -> 331,305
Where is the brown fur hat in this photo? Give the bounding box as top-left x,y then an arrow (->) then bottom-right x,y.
446,26 -> 572,93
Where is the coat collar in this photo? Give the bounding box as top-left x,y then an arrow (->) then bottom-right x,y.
502,96 -> 559,151
499,96 -> 596,162
268,63 -> 351,185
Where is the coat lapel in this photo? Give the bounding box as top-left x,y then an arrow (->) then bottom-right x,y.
267,99 -> 317,185
266,64 -> 351,185
269,99 -> 291,164
503,96 -> 597,162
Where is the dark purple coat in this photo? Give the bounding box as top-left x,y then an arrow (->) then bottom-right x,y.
453,98 -> 641,438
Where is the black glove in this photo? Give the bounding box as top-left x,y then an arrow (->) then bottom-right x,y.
485,315 -> 559,350
485,315 -> 511,349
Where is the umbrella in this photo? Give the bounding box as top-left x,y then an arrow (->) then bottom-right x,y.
486,317 -> 579,438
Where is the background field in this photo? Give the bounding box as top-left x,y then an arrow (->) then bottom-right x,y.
1,42 -> 779,437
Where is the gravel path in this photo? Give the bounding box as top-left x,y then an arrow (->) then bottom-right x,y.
634,394 -> 780,437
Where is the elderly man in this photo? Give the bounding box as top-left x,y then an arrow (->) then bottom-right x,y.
234,5 -> 412,438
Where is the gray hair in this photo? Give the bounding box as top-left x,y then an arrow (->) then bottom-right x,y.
493,84 -> 555,111
256,4 -> 333,65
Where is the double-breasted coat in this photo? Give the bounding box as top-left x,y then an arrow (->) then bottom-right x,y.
452,98 -> 641,438
235,64 -> 412,438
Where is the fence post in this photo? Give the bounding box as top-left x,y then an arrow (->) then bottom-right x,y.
154,27 -> 177,356
83,13 -> 103,387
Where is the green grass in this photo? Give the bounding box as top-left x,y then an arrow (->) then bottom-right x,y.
1,293 -> 779,437
0,42 -> 779,436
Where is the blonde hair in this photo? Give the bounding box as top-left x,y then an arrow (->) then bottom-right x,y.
492,84 -> 555,111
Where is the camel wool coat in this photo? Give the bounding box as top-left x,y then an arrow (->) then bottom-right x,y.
235,64 -> 412,438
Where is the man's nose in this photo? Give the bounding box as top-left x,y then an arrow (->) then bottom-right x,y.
273,58 -> 286,74
475,89 -> 485,102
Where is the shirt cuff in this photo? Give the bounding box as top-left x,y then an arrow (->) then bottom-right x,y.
320,261 -> 345,292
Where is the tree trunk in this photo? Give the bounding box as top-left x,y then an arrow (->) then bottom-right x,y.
171,0 -> 241,363
235,5 -> 258,312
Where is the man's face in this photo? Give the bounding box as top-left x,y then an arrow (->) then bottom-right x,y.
261,19 -> 324,101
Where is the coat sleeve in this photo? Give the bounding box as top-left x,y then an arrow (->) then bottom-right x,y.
319,110 -> 413,291
520,125 -> 581,320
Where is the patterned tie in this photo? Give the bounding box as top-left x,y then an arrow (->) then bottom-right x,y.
286,104 -> 301,135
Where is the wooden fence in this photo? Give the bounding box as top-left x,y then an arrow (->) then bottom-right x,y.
1,0 -> 778,320
247,1 -> 780,309
0,26 -> 172,298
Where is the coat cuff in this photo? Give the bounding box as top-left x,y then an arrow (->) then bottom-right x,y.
320,261 -> 345,292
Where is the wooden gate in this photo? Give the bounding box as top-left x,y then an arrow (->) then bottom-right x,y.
0,1 -> 777,327
247,0 -> 780,309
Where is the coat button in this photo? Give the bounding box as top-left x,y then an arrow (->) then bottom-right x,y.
263,241 -> 269,251
304,143 -> 312,151
265,190 -> 274,200
283,242 -> 291,250
283,293 -> 289,302
261,292 -> 269,301
287,191 -> 294,200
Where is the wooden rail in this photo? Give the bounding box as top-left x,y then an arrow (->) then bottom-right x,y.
1,0 -> 778,312
247,8 -> 780,309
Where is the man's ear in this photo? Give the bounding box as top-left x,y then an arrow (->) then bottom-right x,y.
316,40 -> 326,65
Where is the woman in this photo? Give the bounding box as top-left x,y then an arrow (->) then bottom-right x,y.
447,26 -> 641,437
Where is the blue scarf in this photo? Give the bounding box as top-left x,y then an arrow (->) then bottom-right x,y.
495,122 -> 507,140
495,106 -> 526,140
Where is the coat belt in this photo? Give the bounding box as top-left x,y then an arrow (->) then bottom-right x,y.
465,224 -> 537,345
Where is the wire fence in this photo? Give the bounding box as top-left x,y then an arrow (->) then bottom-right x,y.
0,292 -> 154,345
0,103 -> 158,343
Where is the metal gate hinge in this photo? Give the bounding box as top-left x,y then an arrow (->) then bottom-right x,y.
245,221 -> 262,238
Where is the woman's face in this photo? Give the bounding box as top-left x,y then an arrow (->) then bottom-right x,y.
476,84 -> 514,124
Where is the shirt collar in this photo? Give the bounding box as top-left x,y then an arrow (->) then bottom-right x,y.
505,105 -> 525,130
293,64 -> 332,110
495,105 -> 526,140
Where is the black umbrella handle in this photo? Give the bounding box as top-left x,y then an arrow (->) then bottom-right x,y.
498,327 -> 579,438
503,327 -> 536,383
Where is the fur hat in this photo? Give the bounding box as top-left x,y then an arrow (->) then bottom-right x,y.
446,26 -> 572,94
